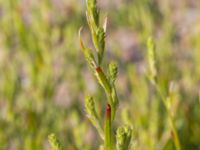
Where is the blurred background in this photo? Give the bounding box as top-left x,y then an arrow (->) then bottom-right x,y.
0,0 -> 200,149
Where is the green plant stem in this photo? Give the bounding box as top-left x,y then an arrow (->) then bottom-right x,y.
95,66 -> 116,121
105,104 -> 112,150
169,113 -> 181,150
154,83 -> 181,150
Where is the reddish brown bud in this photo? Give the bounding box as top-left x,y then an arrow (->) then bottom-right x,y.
106,104 -> 111,119
96,66 -> 102,73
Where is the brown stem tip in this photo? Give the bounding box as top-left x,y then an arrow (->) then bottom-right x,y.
106,104 -> 111,119
96,66 -> 102,73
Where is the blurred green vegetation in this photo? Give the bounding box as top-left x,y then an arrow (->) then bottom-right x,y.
0,0 -> 200,149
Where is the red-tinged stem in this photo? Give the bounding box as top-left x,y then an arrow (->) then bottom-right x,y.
105,103 -> 112,150
96,66 -> 102,73
106,104 -> 111,118
95,66 -> 116,122
95,66 -> 111,94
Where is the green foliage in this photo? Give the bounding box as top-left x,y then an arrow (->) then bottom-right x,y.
86,0 -> 106,65
109,62 -> 118,85
147,37 -> 157,85
80,0 -> 131,149
116,125 -> 132,150
85,96 -> 104,139
48,134 -> 63,150
0,0 -> 200,149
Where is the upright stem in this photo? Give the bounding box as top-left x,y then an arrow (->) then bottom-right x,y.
105,104 -> 112,150
169,114 -> 181,150
155,84 -> 181,150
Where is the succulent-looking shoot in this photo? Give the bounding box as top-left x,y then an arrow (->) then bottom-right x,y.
109,61 -> 118,85
104,104 -> 112,150
85,96 -> 97,117
80,0 -> 125,149
96,27 -> 105,64
95,66 -> 111,95
95,65 -> 118,121
85,96 -> 104,140
109,62 -> 119,120
86,0 -> 99,27
116,126 -> 132,150
86,0 -> 106,65
48,134 -> 62,150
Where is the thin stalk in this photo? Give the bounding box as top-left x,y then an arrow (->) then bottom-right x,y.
95,66 -> 116,121
104,104 -> 112,150
169,113 -> 181,150
154,84 -> 181,150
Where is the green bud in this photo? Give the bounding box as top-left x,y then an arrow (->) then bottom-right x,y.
85,96 -> 96,117
116,126 -> 132,150
86,0 -> 99,26
147,37 -> 157,84
83,48 -> 97,69
86,0 -> 106,65
109,61 -> 118,84
85,96 -> 104,140
108,62 -> 118,121
48,134 -> 62,150
96,27 -> 105,64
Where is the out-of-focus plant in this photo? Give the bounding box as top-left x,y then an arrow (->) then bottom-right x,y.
0,0 -> 200,149
147,37 -> 181,150
79,0 -> 132,149
48,134 -> 63,150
